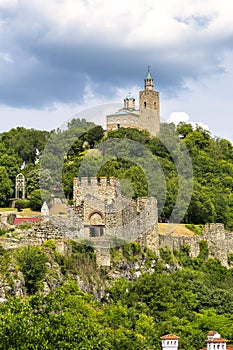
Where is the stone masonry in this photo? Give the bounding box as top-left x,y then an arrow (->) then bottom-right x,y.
106,67 -> 160,137
72,176 -> 159,262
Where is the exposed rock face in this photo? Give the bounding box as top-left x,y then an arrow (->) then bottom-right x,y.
0,267 -> 25,301
0,253 -> 64,303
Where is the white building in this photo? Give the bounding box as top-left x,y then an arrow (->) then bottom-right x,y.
161,331 -> 232,350
205,332 -> 227,350
161,334 -> 179,350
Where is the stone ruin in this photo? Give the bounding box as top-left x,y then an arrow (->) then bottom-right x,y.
2,177 -> 233,268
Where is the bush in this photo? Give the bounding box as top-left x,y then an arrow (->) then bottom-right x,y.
15,199 -> 30,211
0,244 -> 6,255
44,239 -> 56,251
0,228 -> 7,236
198,240 -> 209,261
122,242 -> 141,261
15,221 -> 33,230
228,253 -> 233,266
159,246 -> 173,264
17,246 -> 48,294
29,189 -> 51,211
185,224 -> 204,236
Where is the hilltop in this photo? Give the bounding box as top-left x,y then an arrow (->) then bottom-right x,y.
1,120 -> 233,229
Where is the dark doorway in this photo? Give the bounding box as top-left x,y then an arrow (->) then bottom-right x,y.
89,226 -> 104,237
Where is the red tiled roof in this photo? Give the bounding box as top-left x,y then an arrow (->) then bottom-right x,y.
200,345 -> 233,350
161,334 -> 180,340
206,338 -> 227,343
14,217 -> 41,225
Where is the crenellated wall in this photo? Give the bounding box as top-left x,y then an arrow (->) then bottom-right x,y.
158,223 -> 233,267
3,180 -> 233,268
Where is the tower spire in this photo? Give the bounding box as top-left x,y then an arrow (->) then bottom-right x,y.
144,66 -> 154,90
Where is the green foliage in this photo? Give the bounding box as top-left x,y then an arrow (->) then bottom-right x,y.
29,189 -> 51,211
1,243 -> 233,348
177,122 -> 193,138
185,224 -> 204,236
2,121 -> 233,227
16,222 -> 33,230
0,244 -> 6,256
159,246 -> 173,264
44,239 -> 57,251
198,240 -> 209,261
16,246 -> 48,294
1,127 -> 50,164
0,166 -> 14,204
15,199 -> 30,211
174,244 -> 192,266
0,228 -> 7,236
227,253 -> 233,266
122,242 -> 142,262
56,241 -> 97,278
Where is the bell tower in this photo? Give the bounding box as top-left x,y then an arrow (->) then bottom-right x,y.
139,66 -> 160,136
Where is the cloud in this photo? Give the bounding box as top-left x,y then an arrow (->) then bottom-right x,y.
167,111 -> 210,132
0,52 -> 13,63
0,0 -> 233,109
167,112 -> 190,124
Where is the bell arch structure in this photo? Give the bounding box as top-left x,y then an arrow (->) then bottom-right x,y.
15,173 -> 26,199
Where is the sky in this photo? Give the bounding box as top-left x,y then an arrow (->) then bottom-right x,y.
0,0 -> 233,140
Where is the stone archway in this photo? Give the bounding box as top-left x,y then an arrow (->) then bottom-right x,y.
89,211 -> 104,225
88,211 -> 104,237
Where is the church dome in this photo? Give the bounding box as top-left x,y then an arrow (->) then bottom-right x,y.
124,93 -> 135,101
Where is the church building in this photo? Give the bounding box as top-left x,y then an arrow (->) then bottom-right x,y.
106,67 -> 160,136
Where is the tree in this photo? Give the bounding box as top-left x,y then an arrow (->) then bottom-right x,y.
17,246 -> 48,294
0,166 -> 14,205
29,189 -> 51,211
177,122 -> 193,138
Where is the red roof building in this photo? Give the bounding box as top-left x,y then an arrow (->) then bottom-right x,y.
161,334 -> 179,350
14,217 -> 41,225
199,332 -> 229,350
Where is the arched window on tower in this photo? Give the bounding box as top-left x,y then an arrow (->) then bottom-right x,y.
154,102 -> 156,109
144,101 -> 146,108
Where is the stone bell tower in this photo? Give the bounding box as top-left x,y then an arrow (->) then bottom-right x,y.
139,66 -> 160,136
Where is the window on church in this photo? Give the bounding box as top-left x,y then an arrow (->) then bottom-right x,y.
89,226 -> 96,237
154,102 -> 156,109
144,101 -> 146,108
117,124 -> 120,129
100,227 -> 104,236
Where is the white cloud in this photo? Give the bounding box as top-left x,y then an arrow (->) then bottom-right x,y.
0,0 -> 17,8
168,112 -> 190,125
167,111 -> 210,132
0,52 -> 13,63
194,122 -> 210,131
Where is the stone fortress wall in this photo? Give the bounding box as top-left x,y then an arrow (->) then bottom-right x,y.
158,223 -> 233,267
72,176 -> 159,254
1,212 -> 233,268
